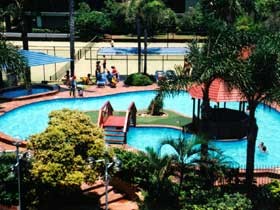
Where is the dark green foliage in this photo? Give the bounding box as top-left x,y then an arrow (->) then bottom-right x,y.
181,190 -> 252,210
124,73 -> 153,86
75,2 -> 111,39
0,38 -> 26,88
113,148 -> 150,187
178,4 -> 205,34
0,152 -> 17,206
147,93 -> 163,115
257,180 -> 280,209
103,0 -> 129,34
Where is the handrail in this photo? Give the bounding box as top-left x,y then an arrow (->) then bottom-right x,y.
123,102 -> 137,132
97,101 -> 114,127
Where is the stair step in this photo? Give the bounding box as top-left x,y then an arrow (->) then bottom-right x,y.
105,133 -> 125,137
105,128 -> 124,132
100,191 -> 125,206
105,139 -> 125,144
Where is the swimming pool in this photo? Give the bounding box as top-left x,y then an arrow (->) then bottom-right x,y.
0,84 -> 59,100
0,90 -> 279,167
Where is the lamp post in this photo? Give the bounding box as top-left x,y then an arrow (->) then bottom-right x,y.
13,141 -> 31,210
88,156 -> 121,210
14,141 -> 22,210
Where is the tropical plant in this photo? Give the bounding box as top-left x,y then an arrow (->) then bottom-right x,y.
223,31 -> 280,189
160,135 -> 203,193
147,93 -> 163,115
143,146 -> 177,209
0,38 -> 26,87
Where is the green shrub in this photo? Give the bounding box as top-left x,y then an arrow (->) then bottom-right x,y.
263,180 -> 280,207
113,148 -> 150,187
124,73 -> 153,86
182,192 -> 252,210
0,152 -> 18,206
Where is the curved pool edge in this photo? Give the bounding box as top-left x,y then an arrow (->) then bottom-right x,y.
0,86 -> 158,116
0,131 -> 27,148
136,124 -> 183,131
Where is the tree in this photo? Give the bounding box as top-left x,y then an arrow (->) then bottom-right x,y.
160,135 -> 203,193
2,0 -> 31,88
27,109 -> 107,208
143,146 -> 176,209
0,38 -> 26,87
126,0 -> 176,74
225,31 -> 280,190
75,2 -> 111,39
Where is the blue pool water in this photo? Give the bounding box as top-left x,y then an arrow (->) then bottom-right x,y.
0,87 -> 52,98
0,90 -> 279,167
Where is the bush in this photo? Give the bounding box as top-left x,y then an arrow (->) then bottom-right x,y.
124,73 -> 153,86
182,192 -> 252,210
0,152 -> 18,206
262,180 -> 280,208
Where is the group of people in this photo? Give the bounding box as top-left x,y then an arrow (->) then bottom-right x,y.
95,55 -> 119,88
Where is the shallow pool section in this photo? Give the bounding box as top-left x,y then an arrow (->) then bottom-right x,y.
1,87 -> 51,98
0,90 -> 280,167
0,84 -> 58,100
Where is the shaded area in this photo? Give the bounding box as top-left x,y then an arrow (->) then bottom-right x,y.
19,50 -> 70,67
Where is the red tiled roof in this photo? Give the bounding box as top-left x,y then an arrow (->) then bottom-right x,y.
188,78 -> 246,102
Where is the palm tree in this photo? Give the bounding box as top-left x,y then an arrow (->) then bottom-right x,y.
126,0 -> 175,74
145,147 -> 172,196
226,31 -> 280,189
160,135 -> 203,193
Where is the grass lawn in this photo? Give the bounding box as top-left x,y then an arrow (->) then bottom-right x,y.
85,109 -> 192,127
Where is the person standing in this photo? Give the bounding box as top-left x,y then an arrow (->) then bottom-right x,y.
102,55 -> 107,71
69,76 -> 77,97
111,39 -> 114,47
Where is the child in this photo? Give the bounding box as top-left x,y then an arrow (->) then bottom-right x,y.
69,76 -> 77,97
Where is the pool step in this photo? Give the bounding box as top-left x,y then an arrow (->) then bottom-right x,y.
105,139 -> 125,144
106,133 -> 125,137
104,126 -> 126,144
